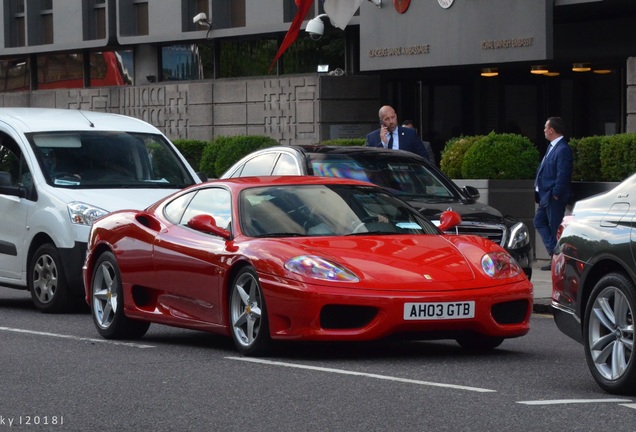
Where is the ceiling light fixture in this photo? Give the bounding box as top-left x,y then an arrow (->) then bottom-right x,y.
572,63 -> 591,72
530,65 -> 548,75
593,67 -> 612,75
544,71 -> 560,77
480,67 -> 498,77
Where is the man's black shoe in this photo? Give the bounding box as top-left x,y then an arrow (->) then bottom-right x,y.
540,264 -> 551,271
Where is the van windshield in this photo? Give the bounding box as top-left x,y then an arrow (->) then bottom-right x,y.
28,131 -> 196,189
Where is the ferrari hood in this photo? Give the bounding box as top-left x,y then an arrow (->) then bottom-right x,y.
262,234 -> 503,291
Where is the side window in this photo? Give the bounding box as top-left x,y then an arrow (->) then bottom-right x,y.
0,134 -> 34,199
181,188 -> 232,230
164,192 -> 196,224
239,153 -> 277,177
272,153 -> 299,175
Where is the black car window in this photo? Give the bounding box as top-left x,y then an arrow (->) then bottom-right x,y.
306,153 -> 453,198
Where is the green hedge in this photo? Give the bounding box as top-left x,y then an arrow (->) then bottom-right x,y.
320,138 -> 366,146
440,135 -> 484,179
199,135 -> 279,178
441,131 -> 636,181
172,139 -> 208,172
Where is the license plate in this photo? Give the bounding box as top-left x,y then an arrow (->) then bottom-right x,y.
404,301 -> 475,320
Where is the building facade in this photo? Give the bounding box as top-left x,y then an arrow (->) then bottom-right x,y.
1,0 -> 636,161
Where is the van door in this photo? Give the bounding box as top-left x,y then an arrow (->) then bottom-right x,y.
0,137 -> 36,283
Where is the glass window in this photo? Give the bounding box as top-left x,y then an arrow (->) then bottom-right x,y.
181,188 -> 232,229
239,153 -> 277,177
161,45 -> 204,81
164,192 -> 196,224
217,39 -> 278,78
0,133 -> 34,199
272,153 -> 299,175
0,58 -> 30,92
27,131 -> 196,189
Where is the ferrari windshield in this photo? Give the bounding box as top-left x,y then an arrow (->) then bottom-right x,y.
240,184 -> 439,237
28,131 -> 196,189
306,153 -> 456,200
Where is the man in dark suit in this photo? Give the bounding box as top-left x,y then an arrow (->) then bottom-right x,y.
534,116 -> 573,270
365,105 -> 432,161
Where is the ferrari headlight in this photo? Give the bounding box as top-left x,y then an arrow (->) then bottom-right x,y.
506,222 -> 530,249
67,201 -> 109,226
481,252 -> 522,279
285,255 -> 359,282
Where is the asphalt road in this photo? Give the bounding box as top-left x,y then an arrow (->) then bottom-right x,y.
0,288 -> 633,432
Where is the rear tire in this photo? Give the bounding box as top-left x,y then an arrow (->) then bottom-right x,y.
91,251 -> 150,339
583,273 -> 636,395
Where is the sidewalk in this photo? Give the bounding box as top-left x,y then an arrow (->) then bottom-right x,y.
531,259 -> 552,314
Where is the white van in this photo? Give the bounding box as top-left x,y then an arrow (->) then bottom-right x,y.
0,108 -> 202,312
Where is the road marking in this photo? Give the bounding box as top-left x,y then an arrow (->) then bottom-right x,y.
518,399 -> 631,405
0,326 -> 155,348
226,356 -> 496,393
620,403 -> 636,409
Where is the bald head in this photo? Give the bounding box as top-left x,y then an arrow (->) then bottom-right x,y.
378,105 -> 398,132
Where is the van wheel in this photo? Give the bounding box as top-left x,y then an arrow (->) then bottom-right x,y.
28,243 -> 72,313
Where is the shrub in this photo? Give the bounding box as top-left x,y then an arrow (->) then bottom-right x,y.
569,136 -> 603,181
172,139 -> 208,172
461,132 -> 540,180
439,135 -> 483,179
600,133 -> 636,181
320,138 -> 366,146
199,135 -> 279,178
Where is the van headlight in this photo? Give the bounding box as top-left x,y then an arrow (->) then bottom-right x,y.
506,222 -> 530,249
67,202 -> 109,226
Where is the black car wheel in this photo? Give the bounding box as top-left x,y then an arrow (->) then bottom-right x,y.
229,267 -> 271,356
583,273 -> 636,395
28,243 -> 73,313
91,252 -> 150,339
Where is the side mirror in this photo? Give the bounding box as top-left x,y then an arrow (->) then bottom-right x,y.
462,185 -> 480,200
187,214 -> 232,240
0,171 -> 25,199
438,210 -> 462,231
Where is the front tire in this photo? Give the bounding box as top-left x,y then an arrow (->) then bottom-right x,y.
583,273 -> 636,395
229,267 -> 271,356
29,243 -> 73,313
91,251 -> 150,339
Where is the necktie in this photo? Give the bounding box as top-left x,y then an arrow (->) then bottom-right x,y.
387,132 -> 393,149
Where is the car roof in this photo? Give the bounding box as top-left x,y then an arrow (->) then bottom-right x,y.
283,145 -> 430,162
0,108 -> 161,134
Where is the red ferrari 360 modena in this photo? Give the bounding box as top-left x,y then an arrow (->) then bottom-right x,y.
83,176 -> 532,355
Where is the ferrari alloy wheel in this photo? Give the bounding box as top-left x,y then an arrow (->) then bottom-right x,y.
583,273 -> 636,395
456,334 -> 504,351
29,243 -> 73,313
91,252 -> 149,339
229,267 -> 271,356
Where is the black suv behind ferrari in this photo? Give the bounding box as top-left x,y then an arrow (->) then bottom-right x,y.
222,145 -> 533,279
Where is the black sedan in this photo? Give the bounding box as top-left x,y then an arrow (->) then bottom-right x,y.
221,145 -> 533,278
552,173 -> 636,394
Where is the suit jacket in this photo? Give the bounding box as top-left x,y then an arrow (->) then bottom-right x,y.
365,126 -> 432,161
535,137 -> 573,208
